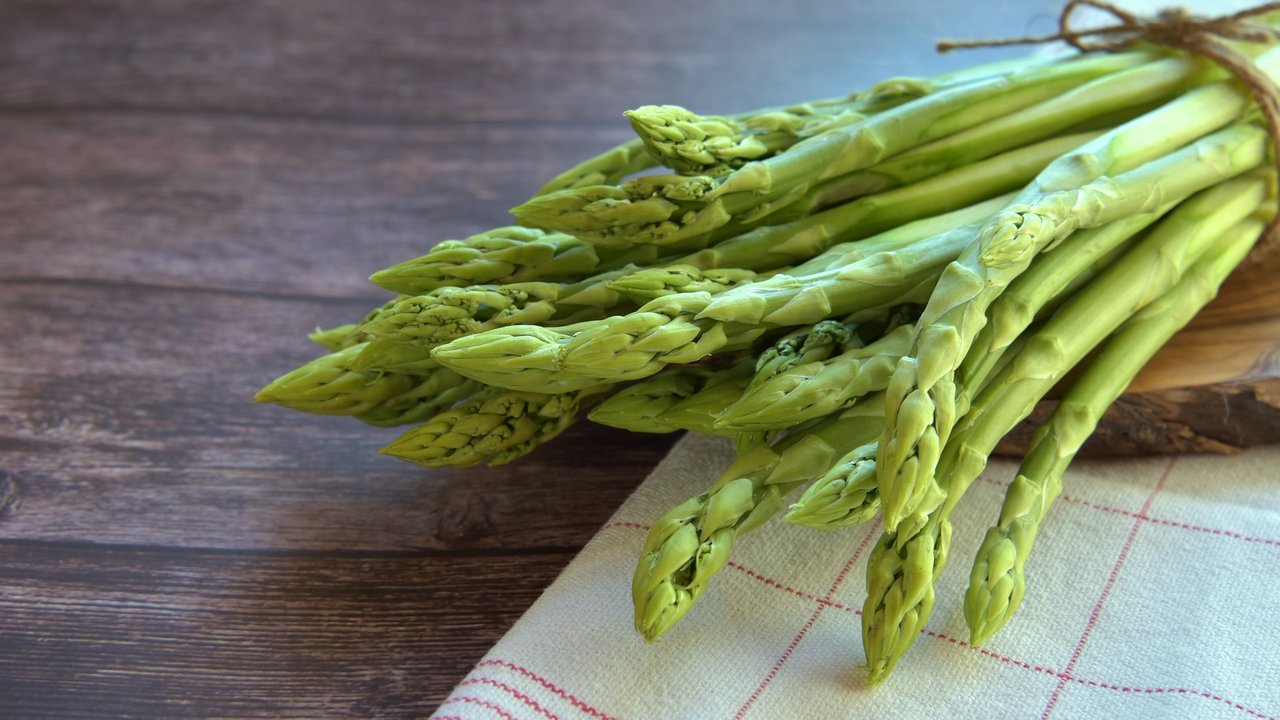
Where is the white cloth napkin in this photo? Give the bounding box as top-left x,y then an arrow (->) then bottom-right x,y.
432,433 -> 1280,719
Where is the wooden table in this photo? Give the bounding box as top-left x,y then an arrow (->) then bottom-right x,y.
0,1 -> 1104,715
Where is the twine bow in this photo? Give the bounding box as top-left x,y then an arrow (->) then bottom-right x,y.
939,0 -> 1280,251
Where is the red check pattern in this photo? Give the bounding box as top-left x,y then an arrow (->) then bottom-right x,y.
432,435 -> 1280,719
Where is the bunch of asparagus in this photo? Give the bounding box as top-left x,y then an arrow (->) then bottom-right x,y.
257,33 -> 1280,681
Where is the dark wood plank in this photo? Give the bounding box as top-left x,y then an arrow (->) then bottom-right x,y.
0,432 -> 675,552
0,113 -> 629,297
0,0 -> 1060,124
0,281 -> 678,551
0,542 -> 568,718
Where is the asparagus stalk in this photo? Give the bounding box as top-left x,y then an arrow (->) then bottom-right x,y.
429,250 -> 927,393
873,45 -> 1280,520
254,343 -> 476,419
308,323 -> 363,351
587,357 -> 755,434
360,283 -> 568,346
536,83 -> 890,194
356,377 -> 483,428
354,263 -> 645,374
625,105 -> 798,177
907,170 -> 1269,535
586,370 -> 703,434
633,396 -> 887,641
427,217 -> 963,392
362,167 -> 1019,380
876,114 -> 1271,534
716,323 -> 913,431
370,226 -> 613,295
622,74 -> 955,178
605,265 -> 761,304
375,163 -> 1002,298
682,132 -> 1094,275
964,211 -> 1269,646
750,319 -> 861,376
547,44 -> 1077,193
536,138 -> 658,195
512,120 -> 1098,251
255,344 -> 418,415
784,311 -> 1016,531
374,183 -> 1005,343
804,54 -> 1219,210
878,203 -> 1175,519
515,52 -> 1153,246
783,441 -> 882,529
861,180 -> 1270,683
369,173 -> 1021,379
655,376 -> 754,436
380,385 -> 607,467
430,158 -> 1062,394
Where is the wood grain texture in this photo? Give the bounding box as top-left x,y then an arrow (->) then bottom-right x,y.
0,542 -> 570,719
0,281 -> 678,552
0,113 -> 627,297
0,0 -> 1048,124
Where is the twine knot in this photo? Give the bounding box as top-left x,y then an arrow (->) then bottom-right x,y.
937,1 -> 1280,54
939,0 -> 1280,253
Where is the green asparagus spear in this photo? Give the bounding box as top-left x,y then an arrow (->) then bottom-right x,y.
535,88 -> 885,194
783,441 -> 881,529
802,54 -> 1218,210
370,227 -> 610,295
536,138 -> 658,195
516,52 -> 1153,246
716,323 -> 913,431
364,182 -> 998,378
876,112 -> 1272,534
606,265 -> 761,304
964,210 -> 1269,646
622,82 -> 937,178
633,396 -> 887,641
255,344 -> 419,415
874,203 -> 1172,521
626,105 -> 790,176
679,191 -> 1012,279
873,44 -> 1280,529
371,181 -> 1004,375
308,324 -> 363,351
568,44 -> 1078,192
784,310 -> 1007,531
355,376 -> 483,428
587,370 -> 702,434
380,385 -> 606,467
431,192 -> 1028,393
587,356 -> 754,434
361,283 -> 565,345
684,132 -> 1092,275
655,375 -> 753,436
254,343 -> 478,421
862,179 -> 1269,683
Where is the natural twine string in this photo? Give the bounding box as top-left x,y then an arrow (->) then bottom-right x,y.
938,0 -> 1280,252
